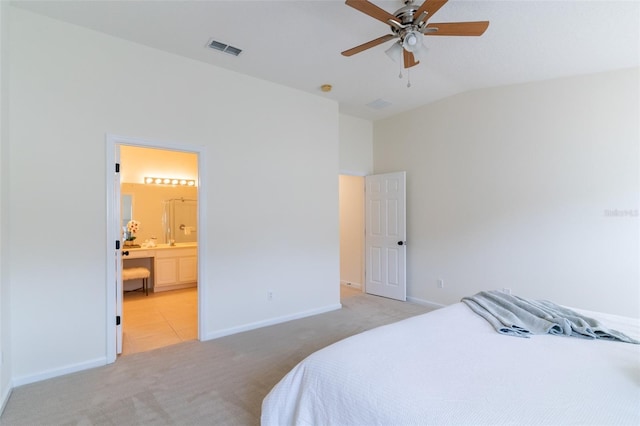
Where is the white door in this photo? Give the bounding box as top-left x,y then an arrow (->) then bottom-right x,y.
365,172 -> 406,301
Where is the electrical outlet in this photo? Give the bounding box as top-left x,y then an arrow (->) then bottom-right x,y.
267,291 -> 273,301
437,279 -> 444,289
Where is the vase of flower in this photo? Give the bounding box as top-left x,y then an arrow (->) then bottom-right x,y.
125,220 -> 140,247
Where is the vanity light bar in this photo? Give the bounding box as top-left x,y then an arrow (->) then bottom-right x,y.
144,177 -> 196,186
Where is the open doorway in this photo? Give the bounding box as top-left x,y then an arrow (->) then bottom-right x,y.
119,145 -> 199,355
339,172 -> 407,301
339,175 -> 365,295
106,133 -> 206,363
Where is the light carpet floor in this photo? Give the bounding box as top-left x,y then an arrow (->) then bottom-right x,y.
0,289 -> 434,425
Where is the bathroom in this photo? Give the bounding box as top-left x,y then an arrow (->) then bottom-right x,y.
120,145 -> 199,355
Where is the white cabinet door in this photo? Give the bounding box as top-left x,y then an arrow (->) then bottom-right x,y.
154,248 -> 198,290
155,258 -> 178,287
178,256 -> 198,283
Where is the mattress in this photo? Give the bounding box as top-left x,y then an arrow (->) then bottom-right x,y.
261,302 -> 640,425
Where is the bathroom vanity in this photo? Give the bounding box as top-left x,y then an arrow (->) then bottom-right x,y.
123,243 -> 197,292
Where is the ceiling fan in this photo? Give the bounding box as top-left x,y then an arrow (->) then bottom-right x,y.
341,0 -> 489,69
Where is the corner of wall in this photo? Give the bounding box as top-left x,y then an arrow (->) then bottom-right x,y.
0,0 -> 13,416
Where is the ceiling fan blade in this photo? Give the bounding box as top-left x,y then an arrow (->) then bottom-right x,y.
345,0 -> 398,25
403,50 -> 420,68
341,34 -> 396,57
414,0 -> 448,23
424,21 -> 490,36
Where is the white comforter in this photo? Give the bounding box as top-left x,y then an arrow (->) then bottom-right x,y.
261,302 -> 640,425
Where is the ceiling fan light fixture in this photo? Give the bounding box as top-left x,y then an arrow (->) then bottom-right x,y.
342,0 -> 489,75
401,30 -> 422,53
385,42 -> 403,63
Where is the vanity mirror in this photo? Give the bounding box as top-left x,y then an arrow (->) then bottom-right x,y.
121,183 -> 197,244
163,197 -> 197,244
119,145 -> 198,245
121,194 -> 133,230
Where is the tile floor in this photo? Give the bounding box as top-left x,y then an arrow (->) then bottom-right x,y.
122,287 -> 198,356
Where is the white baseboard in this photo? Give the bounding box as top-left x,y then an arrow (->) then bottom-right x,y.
0,383 -> 12,417
203,303 -> 343,341
340,281 -> 362,289
406,296 -> 446,310
11,357 -> 107,387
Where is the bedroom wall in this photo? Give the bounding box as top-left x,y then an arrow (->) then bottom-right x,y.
9,7 -> 339,385
339,114 -> 373,176
374,68 -> 640,317
0,0 -> 12,411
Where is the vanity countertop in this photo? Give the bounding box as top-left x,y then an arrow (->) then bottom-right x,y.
126,242 -> 197,251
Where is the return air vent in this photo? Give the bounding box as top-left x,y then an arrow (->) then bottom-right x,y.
366,98 -> 392,110
207,38 -> 242,56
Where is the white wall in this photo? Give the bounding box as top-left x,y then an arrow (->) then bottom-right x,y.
0,0 -> 12,412
339,114 -> 373,176
374,68 -> 640,317
9,8 -> 339,384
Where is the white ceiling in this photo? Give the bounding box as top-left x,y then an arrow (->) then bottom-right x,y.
12,0 -> 640,121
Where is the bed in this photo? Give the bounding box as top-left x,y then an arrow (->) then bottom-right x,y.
261,296 -> 640,425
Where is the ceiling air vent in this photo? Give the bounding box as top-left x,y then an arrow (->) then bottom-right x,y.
207,39 -> 242,57
366,99 -> 392,110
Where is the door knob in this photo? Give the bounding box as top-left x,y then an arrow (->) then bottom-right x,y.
122,251 -> 130,256
397,241 -> 406,246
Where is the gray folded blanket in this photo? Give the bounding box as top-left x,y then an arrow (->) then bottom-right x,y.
461,291 -> 639,344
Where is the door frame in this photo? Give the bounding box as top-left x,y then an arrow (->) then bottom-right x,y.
105,133 -> 207,363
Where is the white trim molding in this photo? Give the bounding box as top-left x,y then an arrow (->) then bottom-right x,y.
340,281 -> 362,290
0,385 -> 11,417
203,304 -> 342,341
406,296 -> 446,310
12,357 -> 107,388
